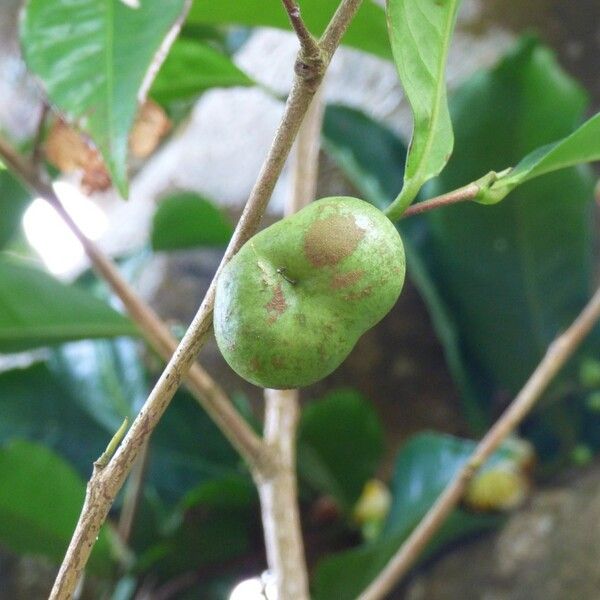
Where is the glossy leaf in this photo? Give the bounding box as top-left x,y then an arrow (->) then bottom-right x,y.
0,440 -> 113,574
0,255 -> 137,352
151,38 -> 254,106
51,337 -> 147,432
21,0 -> 187,196
313,432 -> 506,600
385,0 -> 461,219
480,111 -> 600,204
425,38 -> 595,399
0,169 -> 30,249
151,192 -> 233,251
187,0 -> 391,60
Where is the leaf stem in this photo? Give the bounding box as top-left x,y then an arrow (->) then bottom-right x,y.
401,182 -> 480,218
358,282 -> 600,600
397,170 -> 512,220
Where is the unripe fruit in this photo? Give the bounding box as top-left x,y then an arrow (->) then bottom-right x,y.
214,196 -> 405,388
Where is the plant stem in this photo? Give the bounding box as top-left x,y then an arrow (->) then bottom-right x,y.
281,0 -> 320,57
359,283 -> 600,600
41,0 -> 363,596
401,182 -> 480,218
258,81 -> 325,600
290,82 -> 326,212
259,390 -> 308,599
0,136 -> 265,471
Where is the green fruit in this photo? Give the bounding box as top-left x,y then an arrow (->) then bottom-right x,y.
214,196 -> 405,388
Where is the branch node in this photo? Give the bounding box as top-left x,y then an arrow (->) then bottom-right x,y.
294,52 -> 326,91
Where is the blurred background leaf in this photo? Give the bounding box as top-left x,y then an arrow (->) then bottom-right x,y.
150,39 -> 254,107
424,37 -> 595,423
0,169 -> 30,250
312,432 -> 510,600
187,0 -> 391,60
323,104 -> 482,428
0,440 -> 114,575
297,389 -> 385,510
151,192 -> 234,251
0,255 -> 137,352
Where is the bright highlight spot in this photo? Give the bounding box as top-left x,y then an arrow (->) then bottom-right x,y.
23,182 -> 108,277
229,573 -> 276,600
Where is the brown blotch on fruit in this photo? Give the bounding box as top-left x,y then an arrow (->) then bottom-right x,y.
304,214 -> 366,267
331,269 -> 365,290
265,283 -> 287,324
344,285 -> 374,302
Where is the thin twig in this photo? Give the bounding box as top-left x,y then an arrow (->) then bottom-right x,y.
281,0 -> 320,57
359,283 -> 600,600
0,136 -> 265,471
401,182 -> 480,218
258,82 -> 325,600
42,1 -> 364,596
319,0 -> 363,56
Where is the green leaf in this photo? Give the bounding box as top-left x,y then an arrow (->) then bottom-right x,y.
51,338 -> 148,432
297,389 -> 384,510
151,192 -> 233,251
322,104 -> 406,211
187,0 -> 391,60
149,387 -> 242,505
424,37 -> 595,402
385,0 -> 461,219
0,255 -> 137,352
151,38 -> 254,106
49,335 -> 243,506
0,361 -> 116,476
313,432 -> 507,600
385,432 -> 515,531
21,0 -> 188,196
136,474 -> 256,578
0,440 -> 113,574
480,111 -> 600,204
179,473 -> 257,513
0,337 -> 242,506
0,170 -> 30,249
323,105 -> 486,429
